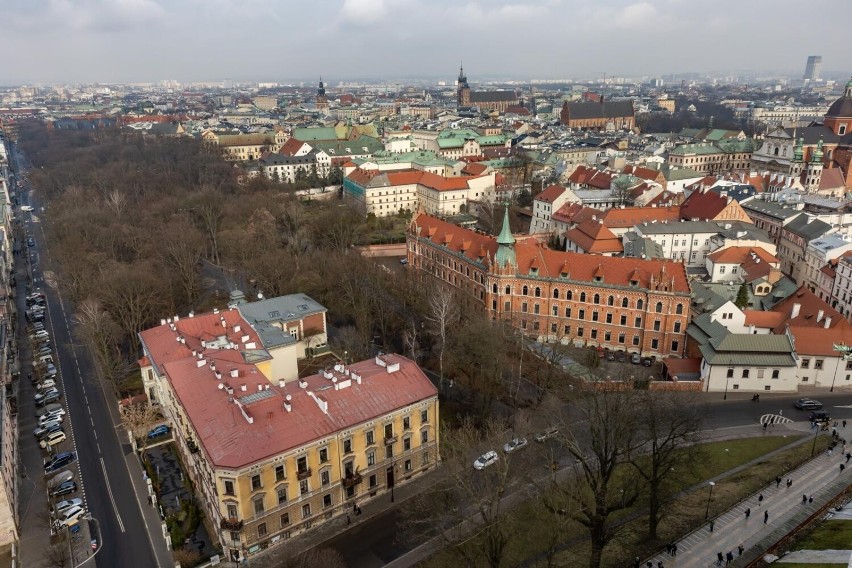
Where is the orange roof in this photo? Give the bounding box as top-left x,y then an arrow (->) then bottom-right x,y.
707,246 -> 779,265
164,352 -> 436,469
535,184 -> 567,203
462,162 -> 488,176
790,326 -> 852,357
412,213 -> 498,263
601,206 -> 681,229
564,219 -> 623,254
553,203 -> 597,224
769,286 -> 849,333
279,138 -> 305,156
622,164 -> 663,181
742,310 -> 786,329
680,190 -> 727,220
568,165 -> 614,189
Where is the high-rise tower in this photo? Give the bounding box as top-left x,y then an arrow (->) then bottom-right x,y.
803,56 -> 822,81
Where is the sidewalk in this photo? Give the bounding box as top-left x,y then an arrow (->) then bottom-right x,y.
643,422 -> 852,568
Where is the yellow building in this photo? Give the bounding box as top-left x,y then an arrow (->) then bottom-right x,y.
138,298 -> 438,562
202,130 -> 285,161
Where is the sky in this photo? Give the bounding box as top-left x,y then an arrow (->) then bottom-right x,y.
1,0 -> 849,85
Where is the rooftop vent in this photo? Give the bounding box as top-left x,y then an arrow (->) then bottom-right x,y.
240,384 -> 247,392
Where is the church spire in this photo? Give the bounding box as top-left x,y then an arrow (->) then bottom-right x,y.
495,203 -> 516,268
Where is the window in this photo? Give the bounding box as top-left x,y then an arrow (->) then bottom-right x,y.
224,480 -> 235,496
592,311 -> 599,322
606,313 -> 613,324
300,479 -> 309,495
258,523 -> 267,538
637,299 -> 644,310
622,297 -> 629,308
674,321 -> 681,333
280,513 -> 290,527
522,285 -> 528,296
651,339 -> 659,349
552,306 -> 558,317
421,409 -> 428,424
521,302 -> 528,313
565,307 -> 572,318
653,320 -> 661,332
719,266 -> 726,274
757,368 -> 765,378
369,474 -> 377,488
671,340 -> 679,352
593,294 -> 600,304
771,369 -> 780,379
564,325 -> 571,335
227,503 -> 238,519
534,287 -> 541,298
591,329 -> 598,339
321,469 -> 330,486
323,494 -> 332,509
366,430 -> 375,445
254,497 -> 264,515
618,333 -> 625,344
567,290 -> 573,300
604,331 -> 611,341
422,451 -> 430,466
302,504 -> 312,519
846,361 -> 852,371
742,369 -> 750,378
386,445 -> 394,459
801,358 -> 810,368
815,360 -> 824,370
251,474 -> 262,491
676,304 -> 683,315
578,327 -> 584,337
421,430 -> 429,444
608,296 -> 614,306
579,309 -> 585,320
580,292 -> 586,302
275,465 -> 286,481
553,289 -> 559,299
405,459 -> 412,472
533,304 -> 540,315
277,486 -> 287,505
404,437 -> 411,451
385,423 -> 394,440
655,302 -> 663,313
632,335 -> 640,346
367,450 -> 376,466
620,315 -> 627,325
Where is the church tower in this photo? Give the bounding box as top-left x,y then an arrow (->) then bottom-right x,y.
494,203 -> 516,271
805,137 -> 824,192
315,78 -> 329,115
790,135 -> 805,179
457,63 -> 470,107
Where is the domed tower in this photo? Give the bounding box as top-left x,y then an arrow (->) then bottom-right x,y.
457,63 -> 470,107
805,137 -> 824,191
790,135 -> 805,179
315,77 -> 329,115
824,77 -> 852,136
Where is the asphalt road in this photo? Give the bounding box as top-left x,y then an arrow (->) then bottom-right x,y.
14,143 -> 160,568
319,391 -> 852,567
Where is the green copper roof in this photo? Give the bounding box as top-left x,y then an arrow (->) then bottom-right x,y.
812,137 -> 824,162
495,204 -> 516,267
794,136 -> 804,162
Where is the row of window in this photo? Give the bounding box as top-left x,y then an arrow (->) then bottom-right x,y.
500,286 -> 684,314
518,304 -> 682,332
725,368 -> 781,379
525,321 -> 680,352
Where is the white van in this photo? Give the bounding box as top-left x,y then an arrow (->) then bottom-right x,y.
54,505 -> 85,527
39,430 -> 67,449
32,330 -> 49,340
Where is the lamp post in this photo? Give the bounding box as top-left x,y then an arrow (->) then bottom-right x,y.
390,460 -> 397,503
724,360 -> 733,400
704,481 -> 716,520
831,342 -> 850,392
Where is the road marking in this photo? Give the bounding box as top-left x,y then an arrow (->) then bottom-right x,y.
100,458 -> 125,533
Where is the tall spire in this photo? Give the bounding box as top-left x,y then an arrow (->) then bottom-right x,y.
812,136 -> 824,163
495,203 -> 516,268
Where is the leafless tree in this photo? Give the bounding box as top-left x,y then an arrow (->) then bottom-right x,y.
42,534 -> 70,568
73,298 -> 129,390
192,188 -> 226,264
120,401 -> 162,453
427,286 -> 458,391
282,547 -> 347,568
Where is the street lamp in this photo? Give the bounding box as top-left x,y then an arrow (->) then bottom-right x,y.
704,481 -> 716,520
390,460 -> 398,503
724,360 -> 733,400
831,342 -> 851,392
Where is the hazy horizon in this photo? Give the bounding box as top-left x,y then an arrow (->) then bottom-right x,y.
2,0 -> 849,85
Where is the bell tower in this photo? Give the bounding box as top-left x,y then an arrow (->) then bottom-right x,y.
316,77 -> 329,115
805,137 -> 824,192
457,63 -> 470,107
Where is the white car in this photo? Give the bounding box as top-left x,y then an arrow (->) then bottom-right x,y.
20,205 -> 34,212
54,505 -> 85,527
473,450 -> 499,470
54,498 -> 83,516
37,379 -> 57,391
503,438 -> 529,454
39,412 -> 64,426
534,428 -> 559,443
39,430 -> 67,449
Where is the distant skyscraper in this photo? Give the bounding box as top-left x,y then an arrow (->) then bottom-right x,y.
804,56 -> 822,81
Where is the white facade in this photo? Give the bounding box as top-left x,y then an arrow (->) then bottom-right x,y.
632,222 -> 720,267
804,234 -> 852,296
701,358 -> 799,393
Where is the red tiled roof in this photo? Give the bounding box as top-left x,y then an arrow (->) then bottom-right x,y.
346,168 -> 382,186
535,184 -> 567,203
413,213 -> 499,262
165,353 -> 436,469
707,246 -> 779,265
279,138 -> 305,156
600,206 -> 681,229
680,190 -> 727,220
462,162 -> 488,176
623,165 -> 663,181
568,165 -> 614,189
564,219 -> 623,254
769,286 -> 849,333
742,310 -> 786,329
552,203 -> 597,225
789,326 -> 852,357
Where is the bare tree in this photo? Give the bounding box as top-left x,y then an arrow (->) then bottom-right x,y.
427,286 -> 458,391
629,391 -> 705,540
192,189 -> 226,264
73,298 -> 130,390
43,535 -> 70,568
120,401 -> 162,453
282,547 -> 347,568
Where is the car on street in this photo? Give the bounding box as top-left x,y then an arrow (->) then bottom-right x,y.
38,409 -> 65,426
399,258 -> 408,265
34,424 -> 63,439
811,410 -> 831,422
147,425 -> 170,439
39,430 -> 67,449
27,237 -> 35,247
53,498 -> 83,516
44,452 -> 75,474
47,470 -> 74,489
794,398 -> 823,410
54,505 -> 85,527
534,428 -> 559,442
631,353 -> 641,364
473,450 -> 499,470
37,403 -> 64,418
20,205 -> 34,212
35,389 -> 61,406
641,357 -> 653,367
503,437 -> 528,453
50,480 -> 77,497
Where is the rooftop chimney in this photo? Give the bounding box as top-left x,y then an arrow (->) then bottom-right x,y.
825,316 -> 832,329
791,303 -> 801,319
817,309 -> 824,322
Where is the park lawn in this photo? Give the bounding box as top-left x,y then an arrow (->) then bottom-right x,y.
420,435 -> 814,568
792,520 -> 852,551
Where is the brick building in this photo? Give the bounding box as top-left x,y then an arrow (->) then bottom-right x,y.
407,209 -> 690,358
559,100 -> 635,131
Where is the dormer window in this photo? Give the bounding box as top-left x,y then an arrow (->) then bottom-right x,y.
630,280 -> 639,287
594,276 -> 603,283
530,268 -> 538,276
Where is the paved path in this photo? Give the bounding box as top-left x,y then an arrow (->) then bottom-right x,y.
643,425 -> 852,568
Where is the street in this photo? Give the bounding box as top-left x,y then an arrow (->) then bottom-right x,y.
12,143 -> 165,568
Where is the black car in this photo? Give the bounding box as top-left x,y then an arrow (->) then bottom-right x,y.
50,481 -> 77,497
35,391 -> 62,407
641,357 -> 653,367
794,398 -> 823,410
27,237 -> 35,247
810,411 -> 831,422
44,452 -> 75,473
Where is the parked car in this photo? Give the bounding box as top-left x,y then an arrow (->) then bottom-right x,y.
54,505 -> 85,527
631,353 -> 641,364
53,498 -> 83,516
37,379 -> 57,391
34,424 -> 63,440
534,428 -> 559,442
605,350 -> 615,361
473,450 -> 499,470
37,403 -> 64,418
39,430 -> 67,449
35,389 -> 61,406
31,330 -> 49,340
503,437 -> 528,453
27,237 -> 35,247
641,357 -> 653,367
794,398 -> 823,410
616,351 -> 627,363
50,481 -> 77,498
38,413 -> 64,427
147,425 -> 170,439
47,470 -> 74,489
44,452 -> 75,474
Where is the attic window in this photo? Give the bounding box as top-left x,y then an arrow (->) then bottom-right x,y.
268,310 -> 281,318
630,280 -> 639,287
530,268 -> 538,276
560,272 -> 569,279
594,276 -> 603,283
298,304 -> 308,311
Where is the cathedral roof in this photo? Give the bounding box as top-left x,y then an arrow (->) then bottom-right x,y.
826,77 -> 852,119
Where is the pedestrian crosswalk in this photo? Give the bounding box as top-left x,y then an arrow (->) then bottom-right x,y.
760,414 -> 793,425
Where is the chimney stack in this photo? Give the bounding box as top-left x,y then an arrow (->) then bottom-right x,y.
791,303 -> 801,319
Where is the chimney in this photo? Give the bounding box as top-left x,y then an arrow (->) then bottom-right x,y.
791,303 -> 801,319
817,309 -> 824,322
824,316 -> 832,329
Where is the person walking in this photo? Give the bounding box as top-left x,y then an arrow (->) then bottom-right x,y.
665,543 -> 672,556
787,478 -> 793,488
775,476 -> 782,488
841,463 -> 846,473
758,493 -> 764,506
844,419 -> 847,428
738,544 -> 744,556
726,551 -> 734,565
802,494 -> 808,505
709,519 -> 715,532
646,561 -> 653,568
633,557 -> 640,568
846,452 -> 851,464
717,552 -> 724,566
764,510 -> 769,524
671,543 -> 677,557
657,562 -> 664,568
744,507 -> 751,519
829,448 -> 833,457
809,495 -> 814,503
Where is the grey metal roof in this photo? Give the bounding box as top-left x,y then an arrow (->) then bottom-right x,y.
238,294 -> 326,324
622,232 -> 664,259
699,344 -> 797,366
563,101 -> 635,120
742,199 -> 803,221
783,214 -> 833,240
709,333 -> 792,353
637,220 -> 723,235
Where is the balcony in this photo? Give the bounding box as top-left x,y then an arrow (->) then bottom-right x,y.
342,473 -> 363,489
220,518 -> 244,531
384,434 -> 398,445
187,439 -> 199,454
297,468 -> 312,481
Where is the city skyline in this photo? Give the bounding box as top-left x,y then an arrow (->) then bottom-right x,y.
1,0 -> 849,85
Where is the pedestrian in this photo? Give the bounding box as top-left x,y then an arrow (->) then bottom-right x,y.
726,550 -> 734,565
353,503 -> 358,513
775,476 -> 781,488
346,515 -> 351,525
833,426 -> 838,437
745,507 -> 751,519
809,495 -> 814,503
671,543 -> 677,557
803,494 -> 808,504
758,493 -> 764,506
717,552 -> 724,566
812,421 -> 817,430
763,423 -> 768,432
779,409 -> 783,416
757,394 -> 760,402
844,419 -> 848,428
841,463 -> 846,473
665,543 -> 672,555
657,562 -> 664,568
710,519 -> 715,532
829,448 -> 833,457
764,510 -> 769,524
738,544 -> 744,556
846,452 -> 851,464
633,556 -> 640,568
787,478 -> 793,488
357,506 -> 362,515
647,561 -> 653,568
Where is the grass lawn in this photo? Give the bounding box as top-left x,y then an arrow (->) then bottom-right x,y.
420,434 -> 829,568
792,520 -> 852,551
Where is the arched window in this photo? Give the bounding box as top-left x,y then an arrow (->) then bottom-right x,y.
607,295 -> 614,306
534,287 -> 541,298
675,303 -> 683,315
553,289 -> 559,299
492,284 -> 498,294
505,285 -> 511,295
593,294 -> 600,305
637,299 -> 644,310
567,290 -> 573,300
774,147 -> 779,156
656,302 -> 663,313
522,286 -> 528,296
621,297 -> 629,308
580,292 -> 586,303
